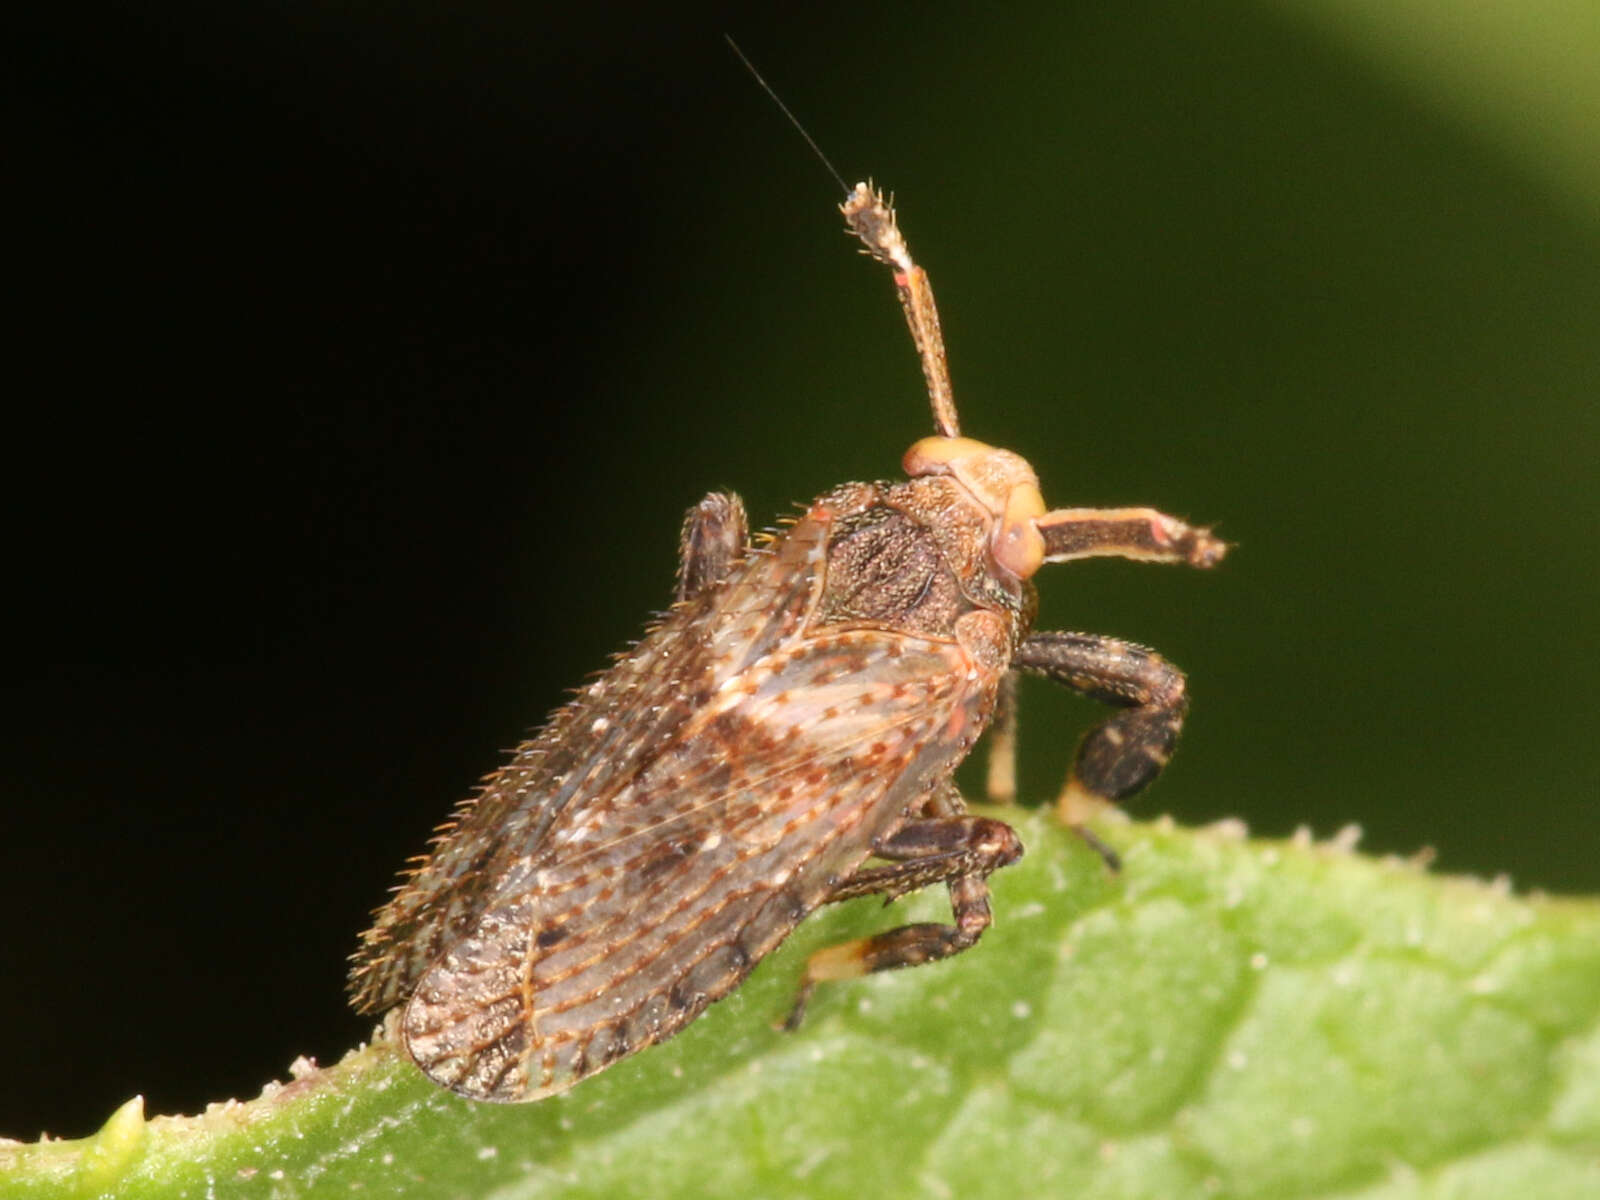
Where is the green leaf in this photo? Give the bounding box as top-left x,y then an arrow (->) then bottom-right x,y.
5,814 -> 1598,1199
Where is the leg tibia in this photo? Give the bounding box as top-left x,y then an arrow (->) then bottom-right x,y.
985,670 -> 1019,803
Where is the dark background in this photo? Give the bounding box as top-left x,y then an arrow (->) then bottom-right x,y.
9,2 -> 1597,1141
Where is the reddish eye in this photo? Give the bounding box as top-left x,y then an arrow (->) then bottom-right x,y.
993,516 -> 1046,580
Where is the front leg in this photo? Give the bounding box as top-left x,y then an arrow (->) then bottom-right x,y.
1014,632 -> 1188,842
982,504 -> 1220,813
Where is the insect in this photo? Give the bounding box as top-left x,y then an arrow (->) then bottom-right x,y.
348,180 -> 1226,1102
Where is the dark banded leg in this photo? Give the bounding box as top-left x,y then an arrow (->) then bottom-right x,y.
1014,632 -> 1188,865
674,491 -> 749,603
784,786 -> 1023,1029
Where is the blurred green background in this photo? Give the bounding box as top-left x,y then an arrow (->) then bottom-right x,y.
8,0 -> 1596,1141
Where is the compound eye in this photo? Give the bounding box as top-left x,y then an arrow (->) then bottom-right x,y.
994,483 -> 1046,580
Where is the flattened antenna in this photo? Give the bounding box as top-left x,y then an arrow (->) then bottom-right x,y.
725,37 -> 961,439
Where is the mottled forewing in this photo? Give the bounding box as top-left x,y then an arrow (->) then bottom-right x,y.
369,506 -> 993,1101
405,625 -> 977,1100
348,514 -> 834,1016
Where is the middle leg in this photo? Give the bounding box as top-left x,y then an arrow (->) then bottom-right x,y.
784,784 -> 1022,1028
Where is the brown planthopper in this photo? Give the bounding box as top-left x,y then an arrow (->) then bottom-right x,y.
348,174 -> 1227,1103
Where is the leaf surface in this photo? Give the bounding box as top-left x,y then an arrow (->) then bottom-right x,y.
7,815 -> 1598,1199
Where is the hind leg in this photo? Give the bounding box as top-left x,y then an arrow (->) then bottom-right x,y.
674,492 -> 748,602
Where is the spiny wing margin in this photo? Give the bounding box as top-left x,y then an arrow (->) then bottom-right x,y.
349,513 -> 834,1014
403,628 -> 980,1100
